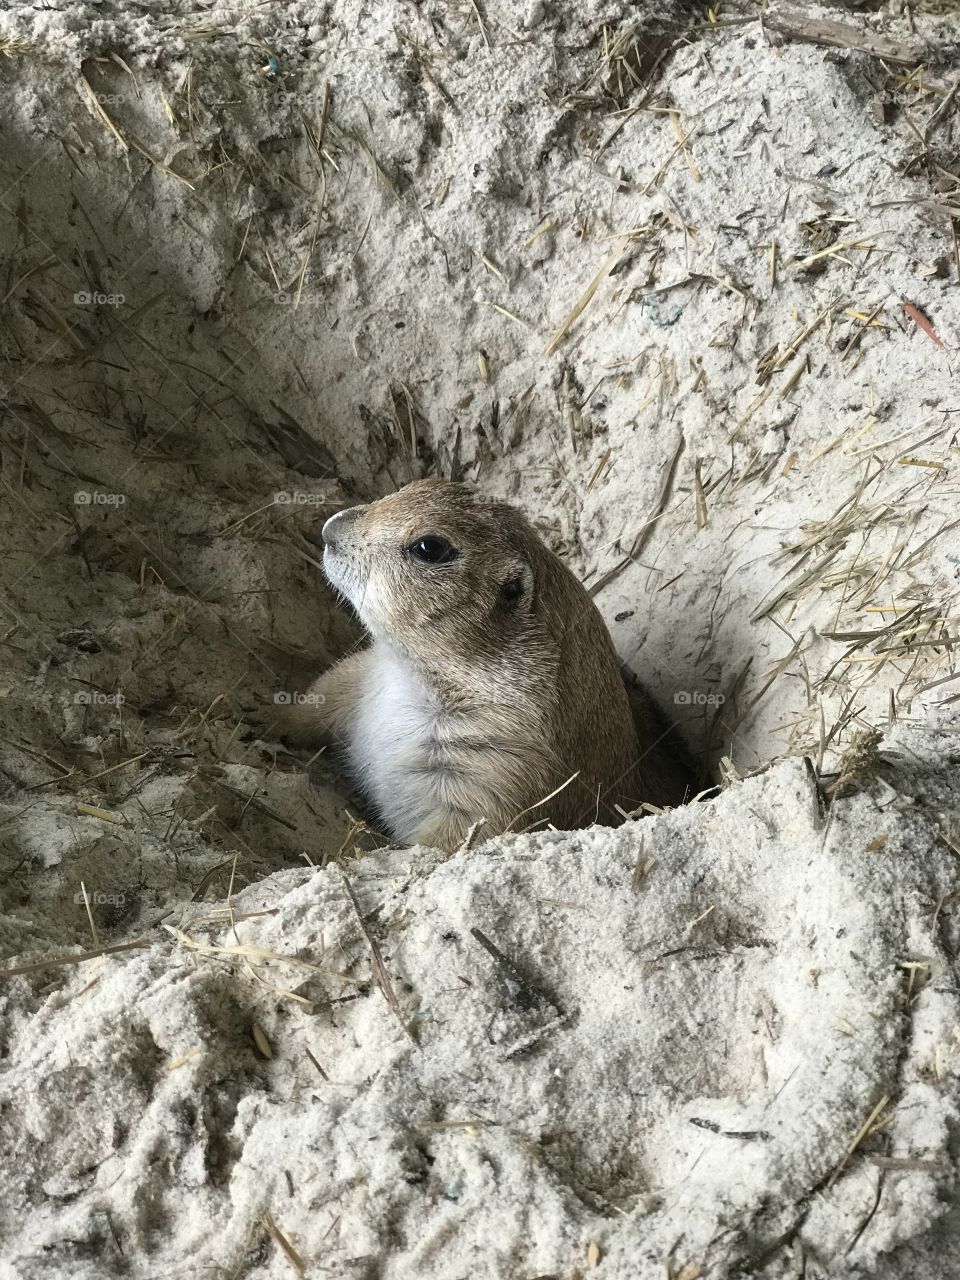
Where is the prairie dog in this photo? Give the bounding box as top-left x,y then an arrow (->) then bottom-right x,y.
294,479 -> 690,850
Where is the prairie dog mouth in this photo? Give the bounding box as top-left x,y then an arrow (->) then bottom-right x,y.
322,541 -> 354,596
323,544 -> 374,621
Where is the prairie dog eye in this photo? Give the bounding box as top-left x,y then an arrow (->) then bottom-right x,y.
406,535 -> 459,565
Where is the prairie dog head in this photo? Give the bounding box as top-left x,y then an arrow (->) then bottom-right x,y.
321,480 -> 543,661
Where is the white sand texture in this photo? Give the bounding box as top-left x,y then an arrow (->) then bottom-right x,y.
1,0 -> 959,1276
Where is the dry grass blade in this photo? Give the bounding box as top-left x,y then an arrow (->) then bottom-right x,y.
751,548 -> 841,622
670,109 -> 701,182
0,938 -> 150,979
76,290 -> 169,365
263,1212 -> 306,1278
79,881 -> 100,948
828,1094 -> 891,1187
694,458 -> 708,528
162,924 -> 350,980
796,239 -> 874,270
80,73 -> 129,151
509,770 -> 580,832
840,301 -> 885,359
639,126 -> 701,196
27,288 -> 86,351
339,869 -> 416,1042
76,801 -> 125,824
729,385 -> 773,441
0,35 -> 33,55
470,0 -> 491,50
590,434 -> 684,595
925,71 -> 960,139
543,242 -> 629,356
80,73 -> 196,188
500,1010 -> 570,1061
774,302 -> 838,370
777,355 -> 807,402
353,129 -> 400,199
124,131 -> 196,189
735,631 -> 807,727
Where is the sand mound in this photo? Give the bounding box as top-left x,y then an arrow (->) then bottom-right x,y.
4,742 -> 960,1277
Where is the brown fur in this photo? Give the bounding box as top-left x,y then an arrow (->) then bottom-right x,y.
288,479 -> 693,849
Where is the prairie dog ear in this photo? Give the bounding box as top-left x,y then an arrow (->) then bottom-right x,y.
496,562 -> 535,614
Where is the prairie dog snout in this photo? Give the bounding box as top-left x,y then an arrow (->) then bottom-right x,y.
291,479 -> 692,850
320,505 -> 362,548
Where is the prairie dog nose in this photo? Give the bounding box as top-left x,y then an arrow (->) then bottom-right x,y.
322,504 -> 363,548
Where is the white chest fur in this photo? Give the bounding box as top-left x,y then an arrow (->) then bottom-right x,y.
346,643 -> 456,843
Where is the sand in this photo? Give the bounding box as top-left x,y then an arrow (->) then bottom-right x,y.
1,0 -> 959,1275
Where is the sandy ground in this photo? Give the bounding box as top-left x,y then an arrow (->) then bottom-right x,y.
1,0 -> 959,1276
